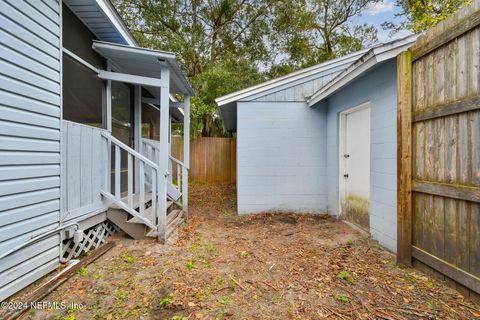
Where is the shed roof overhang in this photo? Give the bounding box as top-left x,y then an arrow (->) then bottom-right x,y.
64,0 -> 137,45
92,41 -> 194,96
307,35 -> 417,107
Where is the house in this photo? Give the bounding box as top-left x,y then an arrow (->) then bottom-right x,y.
216,35 -> 417,252
0,0 -> 193,302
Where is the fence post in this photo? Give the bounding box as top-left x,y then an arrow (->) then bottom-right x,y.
397,50 -> 413,266
182,95 -> 190,215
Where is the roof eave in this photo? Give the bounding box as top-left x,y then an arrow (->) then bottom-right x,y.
307,35 -> 418,106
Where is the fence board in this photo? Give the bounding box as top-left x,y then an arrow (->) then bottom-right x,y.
171,136 -> 236,183
398,1 -> 480,299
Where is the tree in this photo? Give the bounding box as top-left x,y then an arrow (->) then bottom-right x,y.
271,0 -> 380,69
383,0 -> 471,33
113,0 -> 381,136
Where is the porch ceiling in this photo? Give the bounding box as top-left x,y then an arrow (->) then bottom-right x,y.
92,41 -> 194,96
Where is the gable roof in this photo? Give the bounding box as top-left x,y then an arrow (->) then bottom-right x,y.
215,49 -> 367,107
307,34 -> 417,106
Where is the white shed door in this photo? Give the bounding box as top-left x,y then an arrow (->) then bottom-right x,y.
342,105 -> 370,230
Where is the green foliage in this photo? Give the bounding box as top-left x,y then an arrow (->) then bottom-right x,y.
159,293 -> 176,308
77,267 -> 88,278
337,271 -> 354,283
120,251 -> 137,264
383,0 -> 471,33
171,316 -> 188,320
336,293 -> 351,303
113,0 -> 382,136
185,259 -> 195,270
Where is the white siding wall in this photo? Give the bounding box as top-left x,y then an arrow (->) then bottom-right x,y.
0,0 -> 61,301
325,60 -> 398,252
237,101 -> 327,214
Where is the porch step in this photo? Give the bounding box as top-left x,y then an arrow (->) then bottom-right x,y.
166,209 -> 186,239
127,200 -> 173,224
107,209 -> 147,240
109,192 -> 153,210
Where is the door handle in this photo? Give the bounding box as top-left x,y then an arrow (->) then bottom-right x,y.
344,174 -> 349,178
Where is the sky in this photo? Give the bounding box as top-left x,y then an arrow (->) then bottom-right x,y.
355,0 -> 413,43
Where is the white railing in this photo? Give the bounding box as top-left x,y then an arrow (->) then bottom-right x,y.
101,132 -> 164,231
141,138 -> 188,203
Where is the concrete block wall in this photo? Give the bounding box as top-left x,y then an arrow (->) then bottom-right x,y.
236,101 -> 328,214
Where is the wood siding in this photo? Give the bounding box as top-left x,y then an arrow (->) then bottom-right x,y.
171,136 -> 236,183
0,0 -> 61,302
397,0 -> 480,300
61,121 -> 107,222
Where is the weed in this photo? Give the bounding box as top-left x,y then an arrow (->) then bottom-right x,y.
194,287 -> 211,302
218,296 -> 231,305
204,242 -> 216,253
272,292 -> 282,304
426,302 -> 433,310
346,239 -> 356,247
214,277 -> 224,289
185,259 -> 195,270
239,251 -> 250,258
171,316 -> 188,320
63,316 -> 76,320
337,271 -> 354,283
120,251 -> 137,264
222,209 -> 231,218
159,293 -> 176,308
116,290 -> 129,303
77,267 -> 88,278
336,293 -> 350,303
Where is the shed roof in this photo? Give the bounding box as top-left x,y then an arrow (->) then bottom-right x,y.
307,35 -> 417,106
216,35 -> 417,131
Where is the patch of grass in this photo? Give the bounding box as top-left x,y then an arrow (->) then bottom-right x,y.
239,251 -> 250,258
426,301 -> 433,310
336,293 -> 350,303
116,289 -> 129,303
171,316 -> 188,320
214,277 -> 224,289
203,242 -> 216,253
337,271 -> 354,284
222,209 -> 231,218
272,292 -> 282,304
77,267 -> 88,278
159,293 -> 176,308
218,296 -> 230,305
193,287 -> 211,302
120,251 -> 137,264
185,259 -> 195,270
346,239 -> 356,247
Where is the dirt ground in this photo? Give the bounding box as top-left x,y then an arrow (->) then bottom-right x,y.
21,183 -> 480,320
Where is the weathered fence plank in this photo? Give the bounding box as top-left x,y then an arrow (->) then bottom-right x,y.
398,0 -> 480,300
172,136 -> 236,183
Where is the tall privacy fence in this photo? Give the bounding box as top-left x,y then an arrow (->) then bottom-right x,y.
397,0 -> 480,301
171,136 -> 236,183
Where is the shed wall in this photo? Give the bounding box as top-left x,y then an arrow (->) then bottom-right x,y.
0,0 -> 61,301
325,60 -> 398,251
236,101 -> 327,214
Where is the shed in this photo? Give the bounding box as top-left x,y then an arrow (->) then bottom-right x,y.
216,35 -> 416,252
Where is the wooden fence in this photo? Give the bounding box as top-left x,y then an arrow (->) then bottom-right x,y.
171,136 -> 236,183
397,1 -> 480,301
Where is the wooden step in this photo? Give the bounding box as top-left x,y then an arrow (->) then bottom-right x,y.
166,210 -> 186,239
127,200 -> 173,224
107,209 -> 147,240
109,192 -> 153,210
